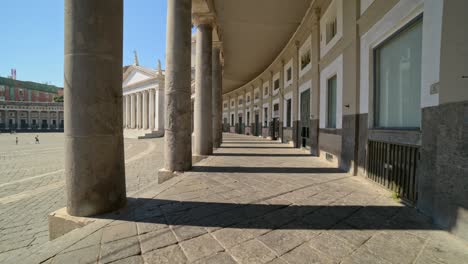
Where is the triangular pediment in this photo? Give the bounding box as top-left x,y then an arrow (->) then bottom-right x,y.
123,66 -> 158,87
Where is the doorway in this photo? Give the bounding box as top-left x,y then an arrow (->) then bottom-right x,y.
300,89 -> 310,148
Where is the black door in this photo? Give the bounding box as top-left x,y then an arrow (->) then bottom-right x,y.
254,113 -> 260,136
300,89 -> 310,148
238,116 -> 243,134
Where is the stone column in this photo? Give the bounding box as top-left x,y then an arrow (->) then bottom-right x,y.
193,15 -> 214,156
130,94 -> 136,128
16,111 -> 20,129
149,89 -> 155,130
155,89 -> 164,131
159,0 -> 192,181
136,92 -> 141,129
212,44 -> 223,148
143,91 -> 148,129
122,96 -> 126,128
125,95 -> 131,128
64,0 -> 126,216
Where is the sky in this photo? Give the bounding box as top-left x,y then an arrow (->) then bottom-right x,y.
0,0 -> 168,87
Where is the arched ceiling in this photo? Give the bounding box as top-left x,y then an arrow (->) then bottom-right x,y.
213,0 -> 313,94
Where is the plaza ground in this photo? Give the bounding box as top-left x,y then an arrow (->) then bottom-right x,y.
1,133 -> 467,263
0,133 -> 164,262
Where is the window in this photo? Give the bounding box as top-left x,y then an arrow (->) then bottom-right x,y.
247,112 -> 250,124
247,96 -> 250,103
327,75 -> 337,128
264,87 -> 268,96
287,68 -> 292,81
255,92 -> 259,100
326,17 -> 337,44
274,79 -> 280,90
273,104 -> 279,117
301,51 -> 311,70
231,114 -> 234,126
375,18 -> 422,128
286,99 -> 292,127
224,103 -> 227,108
231,101 -> 234,107
239,99 -> 243,105
264,108 -> 268,127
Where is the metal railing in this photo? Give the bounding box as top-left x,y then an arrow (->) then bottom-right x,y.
367,140 -> 419,204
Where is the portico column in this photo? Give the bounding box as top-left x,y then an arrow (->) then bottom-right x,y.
136,92 -> 141,129
64,0 -> 126,216
142,91 -> 148,129
193,15 -> 214,156
125,95 -> 131,128
149,89 -> 155,130
212,44 -> 223,148
130,94 -> 136,128
122,96 -> 126,128
159,0 -> 192,180
5,110 -> 9,129
28,111 -> 31,129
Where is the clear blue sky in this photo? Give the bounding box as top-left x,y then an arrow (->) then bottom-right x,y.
0,0 -> 168,87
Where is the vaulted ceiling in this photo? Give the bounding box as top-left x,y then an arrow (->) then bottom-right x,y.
213,0 -> 313,93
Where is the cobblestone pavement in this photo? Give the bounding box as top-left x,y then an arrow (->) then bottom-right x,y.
5,133 -> 468,264
0,133 -> 164,262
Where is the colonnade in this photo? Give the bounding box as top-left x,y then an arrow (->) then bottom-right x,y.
122,88 -> 164,132
0,106 -> 63,130
64,0 -> 223,217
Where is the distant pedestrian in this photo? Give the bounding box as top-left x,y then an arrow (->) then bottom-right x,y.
16,137 -> 18,145
35,135 -> 40,144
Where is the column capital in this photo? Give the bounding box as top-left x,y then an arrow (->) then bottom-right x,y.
192,13 -> 215,27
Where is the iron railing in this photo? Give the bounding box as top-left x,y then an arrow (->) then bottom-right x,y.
367,140 -> 419,204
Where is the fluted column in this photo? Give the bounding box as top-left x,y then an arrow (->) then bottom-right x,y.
159,0 -> 192,182
149,89 -> 155,130
64,0 -> 126,216
212,44 -> 223,148
130,94 -> 136,128
155,89 -> 164,131
193,15 -> 214,156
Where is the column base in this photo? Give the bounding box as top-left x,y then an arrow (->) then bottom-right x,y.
48,207 -> 95,241
158,169 -> 184,184
192,155 -> 208,164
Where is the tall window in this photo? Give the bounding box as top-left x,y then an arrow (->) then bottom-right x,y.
375,18 -> 422,128
273,104 -> 279,117
287,68 -> 292,81
231,114 -> 234,126
247,112 -> 250,125
264,87 -> 268,96
264,107 -> 268,127
274,79 -> 280,90
286,99 -> 292,127
301,51 -> 311,70
327,76 -> 337,128
326,17 -> 337,44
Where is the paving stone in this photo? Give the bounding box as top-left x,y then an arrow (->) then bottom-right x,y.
62,229 -> 103,253
138,228 -> 178,254
136,217 -> 167,235
99,237 -> 141,264
179,233 -> 224,262
229,239 -> 277,264
110,255 -> 144,264
101,222 -> 138,244
308,232 -> 356,261
142,244 -> 187,264
193,252 -> 237,264
257,229 -> 307,256
267,257 -> 289,264
51,244 -> 100,264
364,231 -> 426,264
171,225 -> 208,241
212,227 -> 268,249
341,246 -> 391,264
281,243 -> 335,264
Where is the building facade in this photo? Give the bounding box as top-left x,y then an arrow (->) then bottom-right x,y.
122,56 -> 165,138
220,0 -> 468,241
0,76 -> 64,131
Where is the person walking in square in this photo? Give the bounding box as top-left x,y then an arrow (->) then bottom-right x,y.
16,137 -> 18,145
35,135 -> 40,144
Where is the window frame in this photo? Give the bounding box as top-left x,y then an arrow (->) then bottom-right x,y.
372,15 -> 423,131
326,75 -> 337,129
